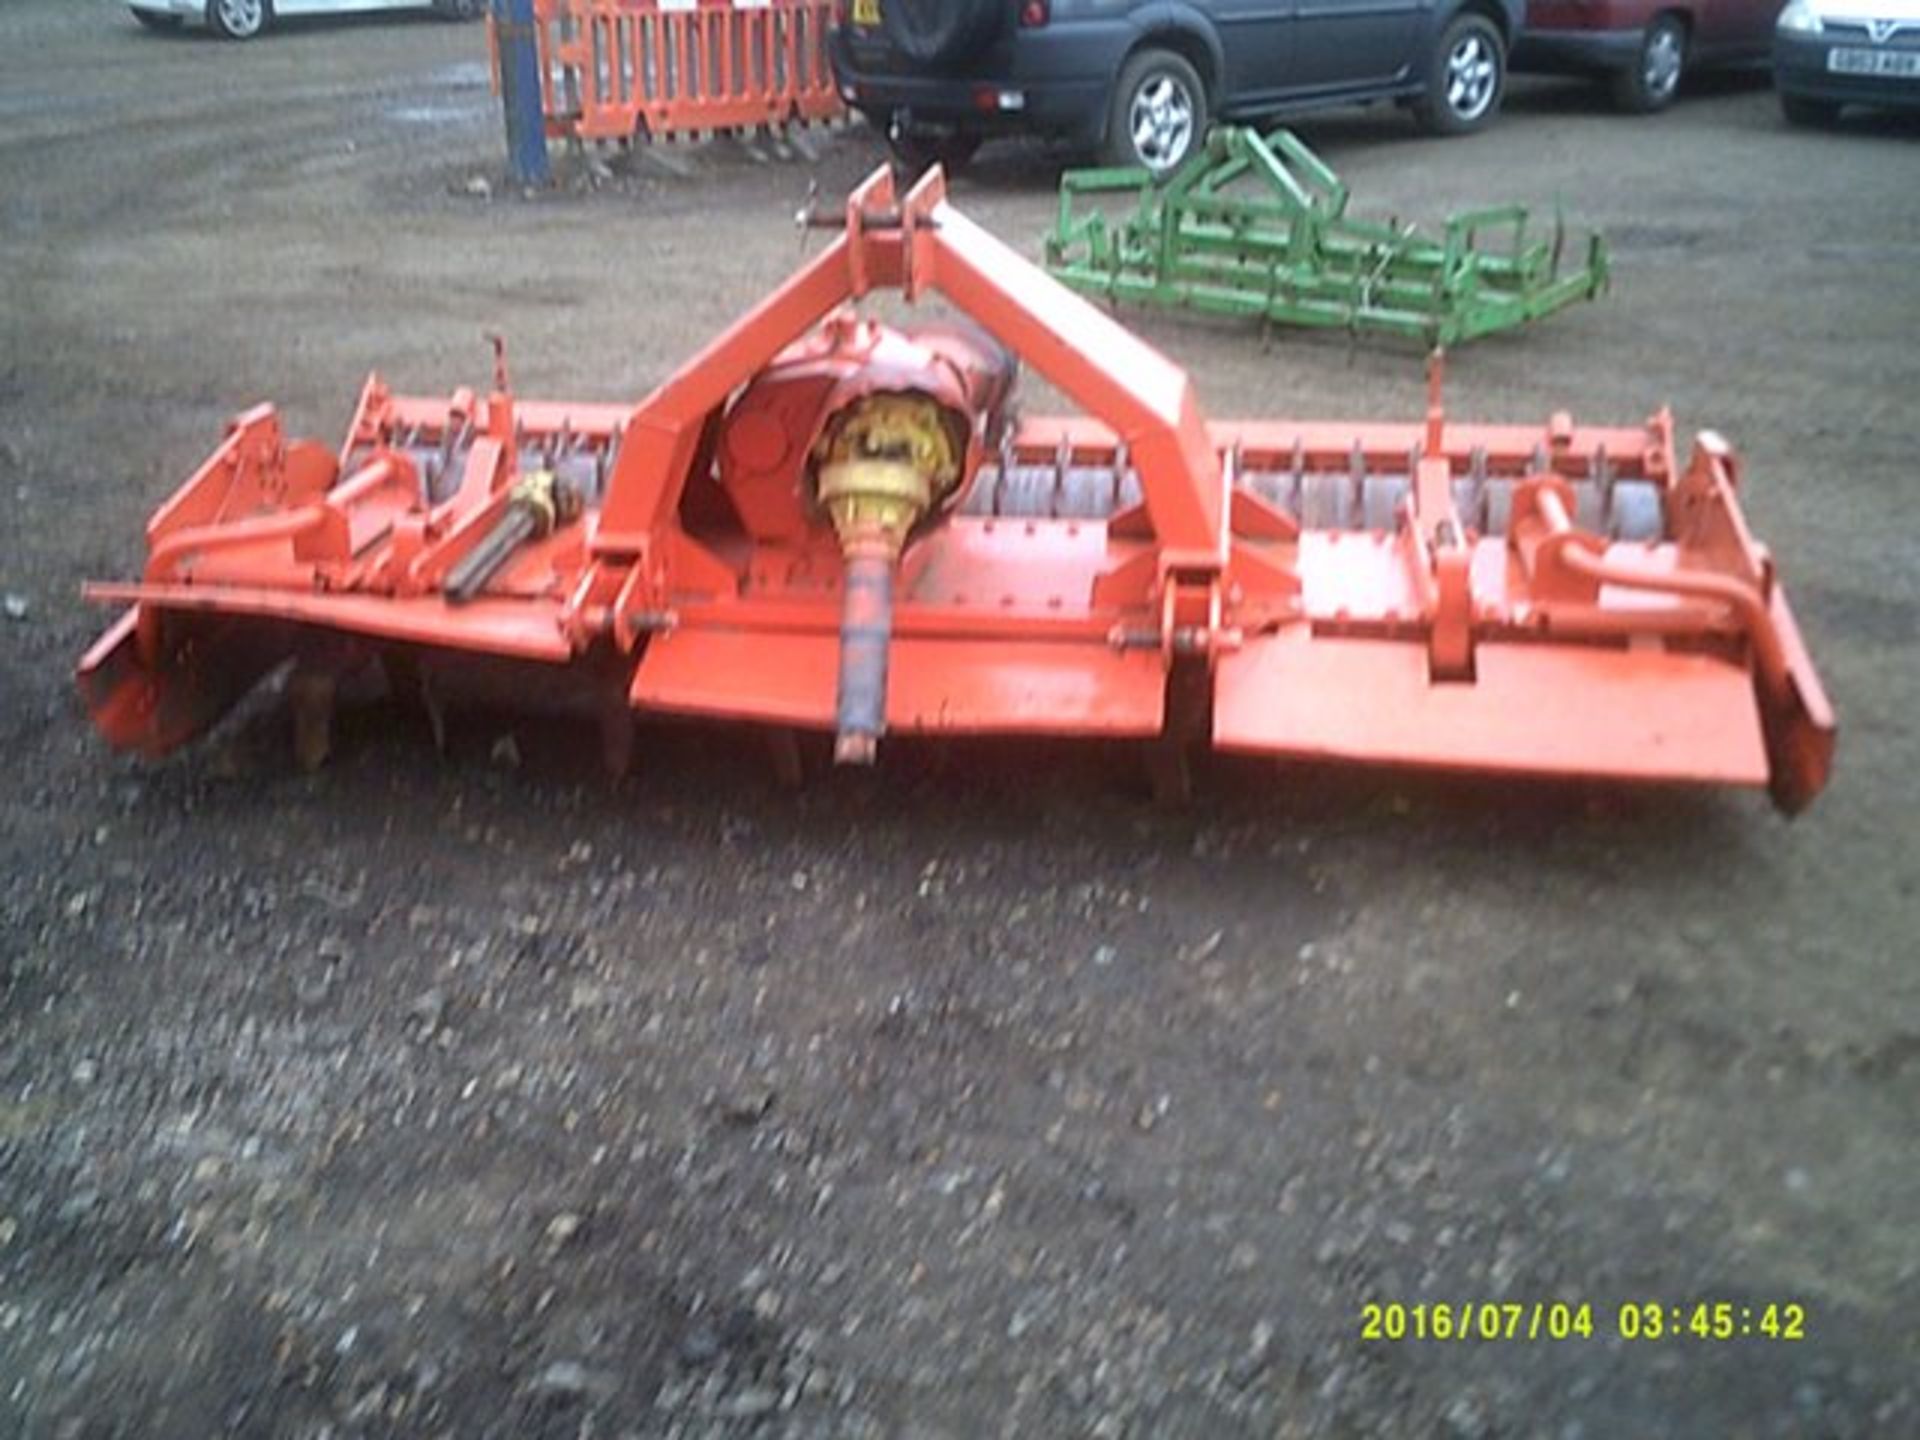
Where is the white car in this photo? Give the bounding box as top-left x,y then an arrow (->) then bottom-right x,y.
128,0 -> 484,42
1775,0 -> 1920,122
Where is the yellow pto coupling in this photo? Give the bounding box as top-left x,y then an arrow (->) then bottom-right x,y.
814,392 -> 962,559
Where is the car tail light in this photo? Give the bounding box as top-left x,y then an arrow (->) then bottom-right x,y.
969,85 -> 1028,111
1019,0 -> 1051,28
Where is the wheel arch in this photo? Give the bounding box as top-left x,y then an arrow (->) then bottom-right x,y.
1648,7 -> 1695,41
1439,0 -> 1518,46
1114,6 -> 1227,103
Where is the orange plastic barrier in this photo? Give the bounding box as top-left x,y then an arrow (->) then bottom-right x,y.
492,0 -> 846,143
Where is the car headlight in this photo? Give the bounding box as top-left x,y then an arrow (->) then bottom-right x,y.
1777,0 -> 1823,34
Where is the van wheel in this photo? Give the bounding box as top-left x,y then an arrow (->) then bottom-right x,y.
1415,13 -> 1505,134
1611,15 -> 1686,113
1105,48 -> 1208,177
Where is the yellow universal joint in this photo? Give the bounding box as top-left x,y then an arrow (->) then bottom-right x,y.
506,468 -> 578,537
813,392 -> 964,555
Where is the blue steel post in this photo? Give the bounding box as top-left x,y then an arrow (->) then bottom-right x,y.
493,0 -> 552,187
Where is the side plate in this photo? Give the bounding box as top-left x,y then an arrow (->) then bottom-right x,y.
1213,630 -> 1770,789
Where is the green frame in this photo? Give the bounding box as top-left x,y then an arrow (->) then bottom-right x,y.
1045,127 -> 1610,347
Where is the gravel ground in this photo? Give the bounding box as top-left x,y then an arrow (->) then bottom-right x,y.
2,4 -> 1917,1436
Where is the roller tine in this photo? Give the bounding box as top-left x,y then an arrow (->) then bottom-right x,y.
1349,439 -> 1366,528
1593,442 -> 1614,534
957,436 -> 999,517
987,431 -> 1014,517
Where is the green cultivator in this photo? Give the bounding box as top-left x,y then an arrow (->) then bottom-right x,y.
1045,126 -> 1609,347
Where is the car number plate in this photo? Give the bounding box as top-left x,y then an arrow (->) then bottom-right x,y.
852,0 -> 880,25
1827,46 -> 1920,77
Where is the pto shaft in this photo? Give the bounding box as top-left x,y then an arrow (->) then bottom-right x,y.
443,470 -> 577,606
444,504 -> 539,605
813,393 -> 967,766
833,536 -> 895,766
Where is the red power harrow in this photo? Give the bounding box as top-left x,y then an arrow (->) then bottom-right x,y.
78,167 -> 1834,811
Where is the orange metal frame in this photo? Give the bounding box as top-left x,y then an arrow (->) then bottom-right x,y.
77,166 -> 1834,811
492,0 -> 845,143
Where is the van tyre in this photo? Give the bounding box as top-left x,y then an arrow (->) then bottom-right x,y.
1416,12 -> 1505,134
1105,48 -> 1209,177
1610,14 -> 1686,113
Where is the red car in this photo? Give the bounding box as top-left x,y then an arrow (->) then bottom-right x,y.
1513,0 -> 1783,111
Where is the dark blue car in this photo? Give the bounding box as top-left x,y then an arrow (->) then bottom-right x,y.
831,0 -> 1529,176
